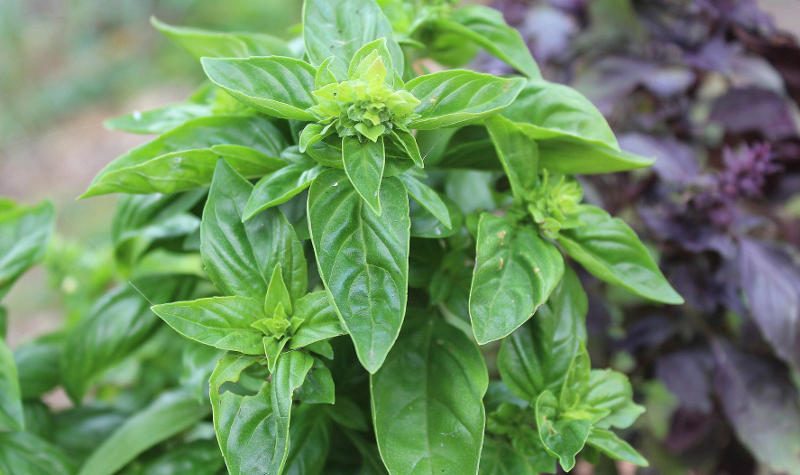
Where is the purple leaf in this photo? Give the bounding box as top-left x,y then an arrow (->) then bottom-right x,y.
738,239 -> 800,370
709,87 -> 798,141
712,340 -> 800,472
656,348 -> 713,413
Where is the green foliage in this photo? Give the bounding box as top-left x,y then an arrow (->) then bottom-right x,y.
1,0 -> 683,472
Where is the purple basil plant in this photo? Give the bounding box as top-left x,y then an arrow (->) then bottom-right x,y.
486,0 -> 800,472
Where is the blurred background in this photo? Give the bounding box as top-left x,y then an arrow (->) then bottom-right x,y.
2,0 -> 800,473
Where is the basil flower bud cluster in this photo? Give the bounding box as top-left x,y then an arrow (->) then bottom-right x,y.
309,51 -> 420,142
526,170 -> 584,238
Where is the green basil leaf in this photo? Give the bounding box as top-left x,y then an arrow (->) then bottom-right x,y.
202,57 -> 317,120
409,194 -> 463,239
151,17 -> 292,59
582,370 -> 644,429
558,205 -> 683,304
399,174 -> 452,229
371,316 -> 488,474
263,336 -> 290,373
152,296 -> 265,354
502,80 -> 617,146
469,214 -> 564,344
586,427 -> 648,467
539,140 -> 653,174
0,338 -> 23,430
308,170 -> 409,373
434,5 -> 540,79
78,390 -> 210,475
485,115 -> 538,200
105,101 -> 215,135
497,266 -> 587,401
559,343 -> 591,410
303,0 -> 403,78
315,56 -> 339,88
284,405 -> 332,475
82,116 -> 286,197
61,276 -> 194,403
0,200 -> 54,300
534,390 -> 590,472
406,71 -> 525,129
265,265 -> 293,316
391,128 -> 424,168
112,190 -> 204,271
296,359 -> 335,405
416,126 -> 501,170
211,351 -> 313,475
479,438 -> 555,475
290,291 -> 346,349
348,37 -> 399,83
140,439 -> 224,474
0,431 -> 75,475
202,160 -> 307,301
244,163 -> 323,221
14,332 -> 63,400
299,123 -> 335,153
342,136 -> 386,216
501,80 -> 653,173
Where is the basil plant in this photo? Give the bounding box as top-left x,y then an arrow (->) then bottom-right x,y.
76,0 -> 683,472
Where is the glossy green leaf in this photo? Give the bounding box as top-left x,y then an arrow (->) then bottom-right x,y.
152,296 -> 264,354
558,205 -> 683,304
78,390 -> 210,475
501,80 -> 653,173
0,431 -> 75,475
433,5 -> 540,79
534,390 -> 590,472
559,343 -> 591,410
469,214 -> 564,344
303,0 -> 403,78
105,101 -> 215,135
391,128 -> 423,168
202,160 -> 307,301
296,359 -> 335,405
0,338 -> 23,430
417,126 -> 500,170
265,265 -> 293,316
586,428 -> 648,467
290,291 -> 346,349
202,57 -> 317,120
349,37 -> 399,82
152,17 -> 291,59
479,438 -> 555,475
399,174 -> 452,229
0,200 -> 54,300
485,115 -> 538,200
308,170 -> 409,373
211,351 -> 313,475
140,439 -> 224,474
82,116 -> 286,197
112,190 -> 204,270
14,332 -> 63,400
342,136 -> 386,216
284,405 -> 332,475
61,277 -> 194,403
371,316 -> 488,474
581,370 -> 644,429
502,80 -> 617,146
263,336 -> 289,373
406,71 -> 525,129
244,162 -> 323,221
409,194 -> 463,239
497,266 -> 587,401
